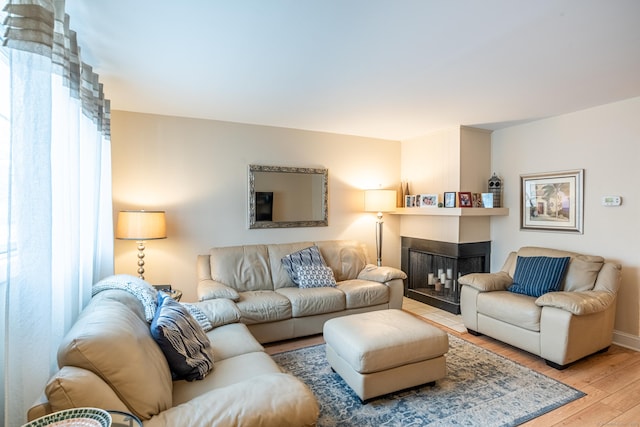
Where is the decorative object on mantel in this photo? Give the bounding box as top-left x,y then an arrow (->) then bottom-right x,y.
481,193 -> 494,208
458,192 -> 472,207
488,172 -> 503,207
417,194 -> 438,207
364,189 -> 397,266
116,210 -> 167,279
397,182 -> 404,207
444,192 -> 456,208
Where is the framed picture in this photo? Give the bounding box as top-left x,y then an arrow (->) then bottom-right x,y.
472,193 -> 483,208
417,194 -> 438,207
458,192 -> 472,207
481,193 -> 494,208
405,195 -> 416,208
444,192 -> 456,208
520,169 -> 584,233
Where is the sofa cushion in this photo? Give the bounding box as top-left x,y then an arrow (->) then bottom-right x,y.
235,290 -> 292,324
338,279 -> 390,309
206,323 -> 264,361
209,245 -> 273,292
562,255 -> 604,292
281,245 -> 326,285
151,293 -> 215,381
508,256 -> 570,297
189,298 -> 241,329
295,264 -> 337,288
276,287 -> 346,317
45,366 -> 130,414
57,293 -> 172,420
316,240 -> 368,282
478,291 -> 542,332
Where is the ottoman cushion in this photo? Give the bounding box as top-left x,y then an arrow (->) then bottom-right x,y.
323,309 -> 448,373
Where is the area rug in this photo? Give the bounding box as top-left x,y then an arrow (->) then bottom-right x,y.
272,335 -> 585,426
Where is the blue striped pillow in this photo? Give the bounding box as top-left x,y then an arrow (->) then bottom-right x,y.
508,256 -> 570,297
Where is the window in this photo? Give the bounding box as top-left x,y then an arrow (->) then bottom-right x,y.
0,47 -> 10,285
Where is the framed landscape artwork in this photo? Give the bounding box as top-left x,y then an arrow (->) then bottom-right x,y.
520,169 -> 584,233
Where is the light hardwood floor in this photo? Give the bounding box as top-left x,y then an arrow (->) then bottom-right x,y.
264,299 -> 640,427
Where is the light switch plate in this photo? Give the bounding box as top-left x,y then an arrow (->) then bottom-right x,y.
601,195 -> 622,206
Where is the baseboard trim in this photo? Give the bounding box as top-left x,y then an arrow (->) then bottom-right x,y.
612,329 -> 640,352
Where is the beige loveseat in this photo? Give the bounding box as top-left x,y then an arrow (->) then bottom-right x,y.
27,286 -> 319,426
197,240 -> 407,343
459,246 -> 621,369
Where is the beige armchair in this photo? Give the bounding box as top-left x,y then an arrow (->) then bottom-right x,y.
459,246 -> 621,369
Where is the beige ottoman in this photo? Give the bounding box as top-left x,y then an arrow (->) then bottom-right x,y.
323,309 -> 449,402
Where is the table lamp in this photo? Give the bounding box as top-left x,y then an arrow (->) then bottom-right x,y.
116,210 -> 167,280
364,189 -> 396,266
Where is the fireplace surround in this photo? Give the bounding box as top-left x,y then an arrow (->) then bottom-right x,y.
401,237 -> 491,314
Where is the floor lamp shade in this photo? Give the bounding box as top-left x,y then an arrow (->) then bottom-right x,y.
364,190 -> 397,214
116,210 -> 166,279
364,190 -> 396,267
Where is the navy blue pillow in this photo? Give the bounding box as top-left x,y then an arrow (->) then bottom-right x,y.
508,256 -> 571,297
281,245 -> 326,285
150,293 -> 214,381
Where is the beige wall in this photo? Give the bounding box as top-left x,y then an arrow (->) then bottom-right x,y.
111,111 -> 401,302
490,97 -> 640,343
111,96 -> 640,346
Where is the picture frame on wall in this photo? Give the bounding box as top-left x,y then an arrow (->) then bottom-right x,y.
417,194 -> 438,207
458,192 -> 472,207
444,192 -> 456,208
520,169 -> 584,233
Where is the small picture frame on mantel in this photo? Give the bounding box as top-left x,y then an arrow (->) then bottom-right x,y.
444,192 -> 456,208
458,192 -> 473,207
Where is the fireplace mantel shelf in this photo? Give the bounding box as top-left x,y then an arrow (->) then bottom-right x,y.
391,207 -> 509,217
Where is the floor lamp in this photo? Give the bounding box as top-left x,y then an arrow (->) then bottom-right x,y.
116,210 -> 167,280
364,190 -> 397,266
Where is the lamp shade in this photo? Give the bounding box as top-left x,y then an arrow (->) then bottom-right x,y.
116,210 -> 167,240
364,190 -> 397,213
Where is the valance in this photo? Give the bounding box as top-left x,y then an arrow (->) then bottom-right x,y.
2,0 -> 110,137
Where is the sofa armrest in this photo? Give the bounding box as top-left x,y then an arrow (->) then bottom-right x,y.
357,264 -> 407,283
536,290 -> 616,316
189,298 -> 241,328
197,279 -> 240,302
458,271 -> 513,292
144,373 -> 319,427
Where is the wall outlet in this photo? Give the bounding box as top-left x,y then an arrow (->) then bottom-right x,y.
601,195 -> 622,206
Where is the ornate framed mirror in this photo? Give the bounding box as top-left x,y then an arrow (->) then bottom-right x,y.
248,165 -> 328,229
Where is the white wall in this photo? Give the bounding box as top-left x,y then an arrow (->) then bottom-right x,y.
111,111 -> 401,302
490,97 -> 640,339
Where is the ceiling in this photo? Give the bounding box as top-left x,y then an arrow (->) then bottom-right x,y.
65,0 -> 640,140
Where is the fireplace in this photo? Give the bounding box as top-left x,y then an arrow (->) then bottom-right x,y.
401,237 -> 491,314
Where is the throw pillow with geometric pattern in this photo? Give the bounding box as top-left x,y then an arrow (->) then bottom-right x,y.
294,264 -> 337,288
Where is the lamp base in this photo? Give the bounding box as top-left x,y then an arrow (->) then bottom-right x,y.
137,241 -> 146,280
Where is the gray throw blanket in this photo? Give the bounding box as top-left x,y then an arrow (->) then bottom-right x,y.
92,274 -> 158,321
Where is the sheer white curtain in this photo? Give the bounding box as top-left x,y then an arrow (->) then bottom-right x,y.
1,1 -> 114,425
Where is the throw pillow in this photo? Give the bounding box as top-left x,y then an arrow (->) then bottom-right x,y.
151,293 -> 214,381
281,245 -> 326,285
294,264 -> 337,288
508,256 -> 571,297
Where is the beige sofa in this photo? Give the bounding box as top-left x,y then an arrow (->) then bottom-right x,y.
197,240 -> 407,343
27,288 -> 319,426
459,246 -> 622,369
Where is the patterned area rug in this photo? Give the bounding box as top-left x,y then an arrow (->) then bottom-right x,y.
272,335 -> 585,426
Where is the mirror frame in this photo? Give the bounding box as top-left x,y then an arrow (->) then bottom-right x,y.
248,164 -> 328,229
